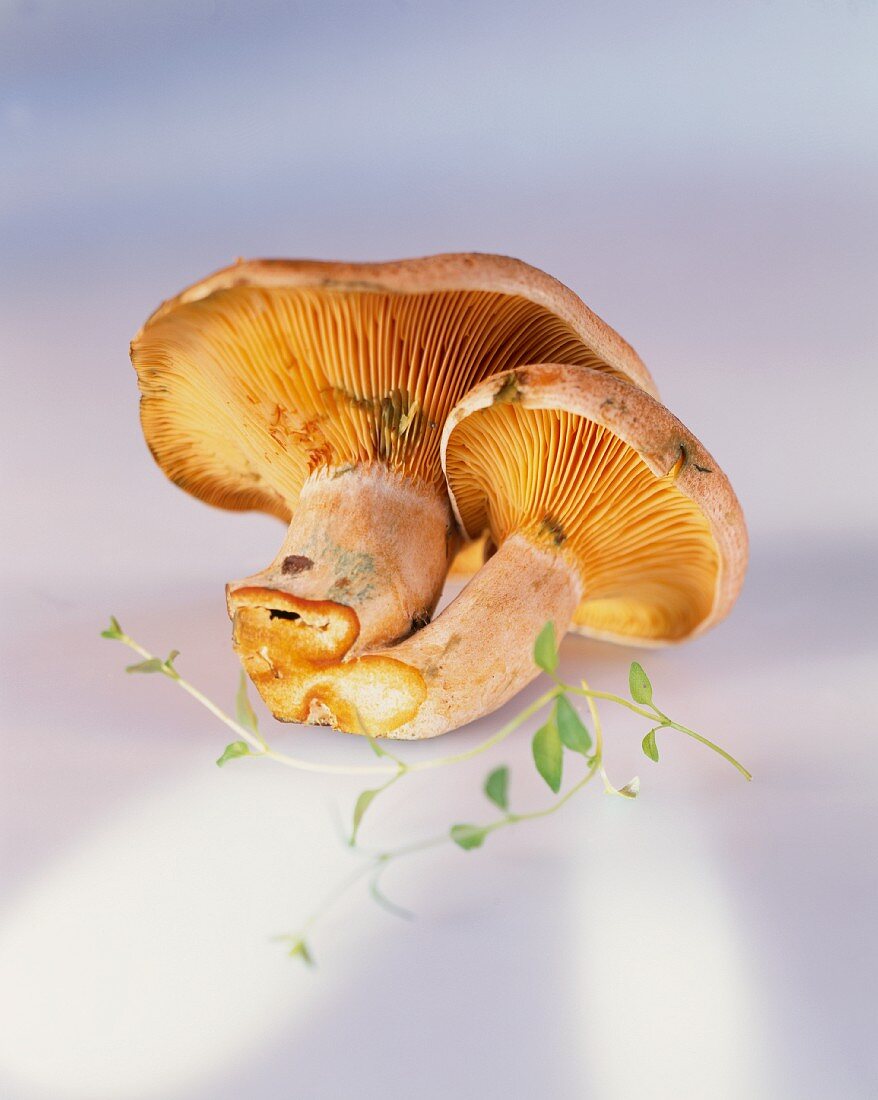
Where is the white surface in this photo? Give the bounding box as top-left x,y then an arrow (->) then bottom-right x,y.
1,548 -> 876,1099
1,2 -> 877,1097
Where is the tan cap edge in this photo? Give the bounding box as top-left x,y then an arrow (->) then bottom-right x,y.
441,363 -> 749,643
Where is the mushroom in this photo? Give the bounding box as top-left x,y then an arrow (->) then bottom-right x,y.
131,255 -> 655,705
269,364 -> 747,738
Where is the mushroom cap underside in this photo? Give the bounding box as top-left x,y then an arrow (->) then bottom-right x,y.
131,253 -> 655,520
442,364 -> 748,646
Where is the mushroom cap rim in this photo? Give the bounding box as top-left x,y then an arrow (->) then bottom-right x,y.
133,252 -> 656,399
440,363 -> 749,643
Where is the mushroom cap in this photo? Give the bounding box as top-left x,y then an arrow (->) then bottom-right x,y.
442,364 -> 748,646
131,254 -> 655,521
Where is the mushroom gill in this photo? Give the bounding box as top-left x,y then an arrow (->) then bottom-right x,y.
136,285 -> 636,514
446,403 -> 720,643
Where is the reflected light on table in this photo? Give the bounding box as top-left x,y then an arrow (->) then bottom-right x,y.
0,759 -> 352,1100
571,805 -> 771,1099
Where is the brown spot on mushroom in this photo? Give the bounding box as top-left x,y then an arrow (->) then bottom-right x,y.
539,515 -> 567,546
674,443 -> 711,475
308,443 -> 334,470
281,554 -> 314,575
493,374 -> 521,405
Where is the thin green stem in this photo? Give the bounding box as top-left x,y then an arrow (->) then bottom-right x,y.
580,674 -> 619,793
258,746 -> 396,776
568,683 -> 659,722
294,857 -> 378,939
108,629 -> 559,779
116,632 -> 392,773
505,761 -> 601,826
580,674 -> 604,760
350,770 -> 404,846
571,680 -> 751,781
286,831 -> 452,946
289,751 -> 604,949
121,634 -> 270,756
370,750 -> 603,862
658,715 -> 752,781
406,686 -> 561,773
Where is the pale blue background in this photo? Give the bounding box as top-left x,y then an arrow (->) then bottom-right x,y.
1,3 -> 876,1098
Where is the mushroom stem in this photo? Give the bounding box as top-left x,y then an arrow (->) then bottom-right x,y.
301,532 -> 580,739
227,465 -> 457,688
379,533 -> 581,738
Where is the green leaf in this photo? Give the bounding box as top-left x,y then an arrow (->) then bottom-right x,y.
484,766 -> 509,811
532,719 -> 563,793
642,728 -> 659,763
554,695 -> 592,755
450,823 -> 489,850
216,741 -> 251,767
629,661 -> 653,705
163,650 -> 181,679
288,939 -> 314,966
351,788 -> 381,844
235,672 -> 259,734
125,658 -> 165,674
101,616 -> 123,640
533,621 -> 559,674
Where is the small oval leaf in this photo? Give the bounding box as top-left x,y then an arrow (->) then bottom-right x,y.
484,766 -> 510,811
125,658 -> 165,675
351,787 -> 381,844
532,720 -> 563,793
101,616 -> 123,640
216,740 -> 251,767
163,651 -> 181,679
629,662 -> 653,705
367,735 -> 390,758
642,728 -> 659,762
450,823 -> 488,851
555,695 -> 592,755
533,621 -> 559,674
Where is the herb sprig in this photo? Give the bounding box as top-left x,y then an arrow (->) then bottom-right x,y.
103,616 -> 750,963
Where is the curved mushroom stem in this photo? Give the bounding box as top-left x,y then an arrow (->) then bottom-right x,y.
377,533 -> 581,738
227,466 -> 457,702
276,532 -> 581,738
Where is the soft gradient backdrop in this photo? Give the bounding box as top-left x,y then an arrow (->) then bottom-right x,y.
2,2 -> 876,1098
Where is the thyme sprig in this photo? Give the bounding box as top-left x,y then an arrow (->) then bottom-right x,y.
102,616 -> 750,963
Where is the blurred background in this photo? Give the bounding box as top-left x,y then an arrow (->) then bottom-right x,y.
1,1 -> 876,1097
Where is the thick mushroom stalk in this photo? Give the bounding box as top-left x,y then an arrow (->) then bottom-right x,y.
359,533 -> 581,736
231,530 -> 580,737
227,464 -> 456,671
282,365 -> 747,739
